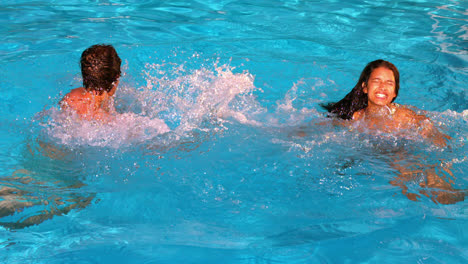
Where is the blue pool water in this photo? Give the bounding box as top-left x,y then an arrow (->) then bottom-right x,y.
1,0 -> 467,263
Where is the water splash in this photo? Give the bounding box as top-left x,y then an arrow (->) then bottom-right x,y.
137,61 -> 262,130
42,58 -> 266,148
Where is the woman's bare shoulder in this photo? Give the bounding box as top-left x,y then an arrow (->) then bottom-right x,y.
394,104 -> 428,122
394,104 -> 411,115
352,109 -> 364,120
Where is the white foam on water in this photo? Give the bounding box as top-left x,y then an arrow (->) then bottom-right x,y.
45,109 -> 170,148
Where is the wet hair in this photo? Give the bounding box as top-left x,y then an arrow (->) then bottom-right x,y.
80,44 -> 121,94
322,59 -> 400,120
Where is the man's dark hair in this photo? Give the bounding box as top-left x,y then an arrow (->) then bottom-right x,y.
80,44 -> 121,94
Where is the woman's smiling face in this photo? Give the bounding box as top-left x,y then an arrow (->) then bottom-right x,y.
363,67 -> 396,107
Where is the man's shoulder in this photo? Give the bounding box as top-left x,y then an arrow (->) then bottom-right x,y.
62,88 -> 90,102
60,87 -> 90,108
66,87 -> 87,98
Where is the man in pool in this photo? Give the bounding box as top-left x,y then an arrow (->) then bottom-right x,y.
323,59 -> 449,147
60,44 -> 121,121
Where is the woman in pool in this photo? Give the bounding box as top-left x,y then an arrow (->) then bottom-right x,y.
323,59 -> 449,147
323,60 -> 465,204
60,44 -> 121,121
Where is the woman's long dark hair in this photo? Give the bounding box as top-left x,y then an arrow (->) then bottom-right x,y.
322,59 -> 400,119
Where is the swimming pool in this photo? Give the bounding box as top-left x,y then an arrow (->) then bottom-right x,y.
0,0 -> 467,263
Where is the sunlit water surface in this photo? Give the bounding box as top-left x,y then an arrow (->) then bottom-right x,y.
0,0 -> 467,263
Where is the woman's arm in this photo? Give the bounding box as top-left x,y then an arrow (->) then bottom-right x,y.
416,115 -> 450,147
